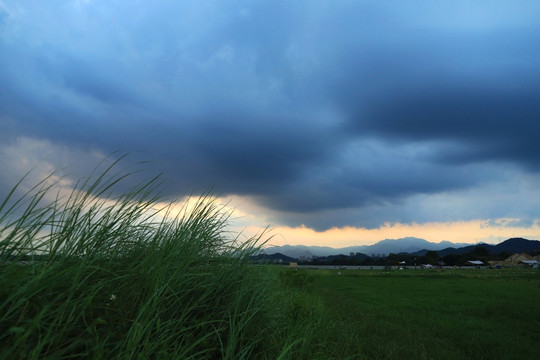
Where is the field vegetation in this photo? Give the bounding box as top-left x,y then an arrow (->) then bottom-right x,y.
1,159 -> 539,359
275,266 -> 540,359
0,159 -> 305,359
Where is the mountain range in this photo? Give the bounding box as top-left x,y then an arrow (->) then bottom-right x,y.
422,237 -> 540,256
262,237 -> 539,259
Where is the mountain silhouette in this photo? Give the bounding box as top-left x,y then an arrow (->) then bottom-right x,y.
432,237 -> 540,257
263,237 -> 539,259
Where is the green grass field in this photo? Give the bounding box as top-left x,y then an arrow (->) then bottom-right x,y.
1,160 -> 539,359
275,266 -> 540,360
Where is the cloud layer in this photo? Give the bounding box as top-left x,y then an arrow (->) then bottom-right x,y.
1,0 -> 540,234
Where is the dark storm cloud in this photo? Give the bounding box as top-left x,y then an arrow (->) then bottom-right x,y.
333,25 -> 540,171
258,145 -> 487,215
1,1 -> 540,229
358,86 -> 540,168
186,114 -> 337,189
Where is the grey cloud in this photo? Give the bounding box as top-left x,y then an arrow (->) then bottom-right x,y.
347,85 -> 540,169
329,23 -> 540,171
486,218 -> 535,228
2,1 -> 540,230
257,143 -> 487,215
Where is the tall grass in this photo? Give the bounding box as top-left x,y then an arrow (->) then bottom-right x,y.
9,158 -> 535,359
0,159 -> 298,359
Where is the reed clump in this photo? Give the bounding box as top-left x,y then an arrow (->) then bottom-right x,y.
0,159 -> 297,359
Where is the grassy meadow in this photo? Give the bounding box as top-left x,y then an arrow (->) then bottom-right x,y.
275,266 -> 540,359
0,160 -> 539,359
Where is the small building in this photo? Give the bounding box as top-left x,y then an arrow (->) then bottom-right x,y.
467,260 -> 484,266
289,262 -> 298,268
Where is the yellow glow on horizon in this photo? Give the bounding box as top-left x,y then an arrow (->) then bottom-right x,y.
243,219 -> 540,248
147,196 -> 540,248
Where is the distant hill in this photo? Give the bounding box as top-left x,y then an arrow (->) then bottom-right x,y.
263,237 -> 540,259
432,238 -> 540,257
492,237 -> 540,253
359,237 -> 470,256
310,252 -> 371,264
263,237 -> 470,258
260,245 -> 339,259
250,252 -> 296,263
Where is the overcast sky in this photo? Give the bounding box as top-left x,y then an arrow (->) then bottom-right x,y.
1,0 -> 540,246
